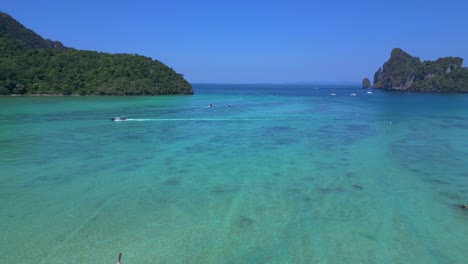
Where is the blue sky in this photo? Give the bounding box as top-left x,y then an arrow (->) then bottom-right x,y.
2,0 -> 468,83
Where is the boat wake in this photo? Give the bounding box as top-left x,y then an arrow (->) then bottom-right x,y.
120,118 -> 284,122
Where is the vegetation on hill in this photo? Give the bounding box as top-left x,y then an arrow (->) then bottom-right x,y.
373,48 -> 468,92
0,12 -> 66,49
0,11 -> 192,95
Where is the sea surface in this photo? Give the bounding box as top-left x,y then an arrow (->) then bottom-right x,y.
1,84 -> 468,263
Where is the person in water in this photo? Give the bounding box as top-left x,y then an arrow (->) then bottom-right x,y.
209,104 -> 213,107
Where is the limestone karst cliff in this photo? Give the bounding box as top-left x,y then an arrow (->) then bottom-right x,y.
373,48 -> 468,92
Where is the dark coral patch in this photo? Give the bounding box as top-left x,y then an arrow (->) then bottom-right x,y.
239,216 -> 255,226
352,184 -> 364,190
164,178 -> 181,186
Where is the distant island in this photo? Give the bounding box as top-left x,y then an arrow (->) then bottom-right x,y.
369,48 -> 468,92
0,11 -> 192,95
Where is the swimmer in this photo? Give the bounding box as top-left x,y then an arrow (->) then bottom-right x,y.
459,204 -> 468,209
228,105 -> 232,108
116,253 -> 122,264
209,104 -> 213,107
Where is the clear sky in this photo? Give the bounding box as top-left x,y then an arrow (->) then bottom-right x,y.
2,0 -> 468,84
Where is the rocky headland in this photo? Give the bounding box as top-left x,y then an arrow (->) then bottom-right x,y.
0,11 -> 192,95
371,48 -> 468,92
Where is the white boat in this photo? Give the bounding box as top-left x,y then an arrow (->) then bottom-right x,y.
351,93 -> 356,96
331,92 -> 336,96
110,117 -> 126,121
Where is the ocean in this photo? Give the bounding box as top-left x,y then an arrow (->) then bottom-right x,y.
1,84 -> 468,263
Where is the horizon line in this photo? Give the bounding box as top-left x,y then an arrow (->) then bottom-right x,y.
190,81 -> 361,85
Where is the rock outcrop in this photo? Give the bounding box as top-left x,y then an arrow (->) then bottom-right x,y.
361,78 -> 371,88
373,48 -> 468,92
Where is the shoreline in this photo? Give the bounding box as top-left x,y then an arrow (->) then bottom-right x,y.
1,93 -> 194,97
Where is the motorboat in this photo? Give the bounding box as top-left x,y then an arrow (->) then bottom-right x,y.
110,117 -> 126,121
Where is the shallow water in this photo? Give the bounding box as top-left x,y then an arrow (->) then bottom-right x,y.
1,84 -> 468,263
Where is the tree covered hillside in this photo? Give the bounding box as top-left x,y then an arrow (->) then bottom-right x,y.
0,11 -> 192,95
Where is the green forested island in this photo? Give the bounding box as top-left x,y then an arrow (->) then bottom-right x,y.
0,11 -> 192,95
372,48 -> 468,92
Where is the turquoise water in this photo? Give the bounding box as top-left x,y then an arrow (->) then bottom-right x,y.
1,84 -> 468,263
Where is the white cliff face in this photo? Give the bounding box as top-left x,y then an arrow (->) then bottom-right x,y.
445,63 -> 460,73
